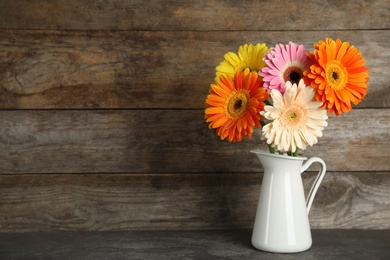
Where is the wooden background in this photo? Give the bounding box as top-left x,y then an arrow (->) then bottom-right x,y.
0,0 -> 389,232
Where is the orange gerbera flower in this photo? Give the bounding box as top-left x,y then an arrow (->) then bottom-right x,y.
205,68 -> 269,142
303,38 -> 369,116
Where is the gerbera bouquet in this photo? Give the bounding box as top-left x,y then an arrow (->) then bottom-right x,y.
204,38 -> 369,156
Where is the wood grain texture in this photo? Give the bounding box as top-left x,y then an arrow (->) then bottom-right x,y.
0,29 -> 388,109
0,230 -> 389,259
0,0 -> 389,233
0,109 -> 388,174
0,172 -> 389,232
0,0 -> 389,31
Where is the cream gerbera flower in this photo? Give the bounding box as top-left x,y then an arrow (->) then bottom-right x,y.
215,43 -> 269,82
261,80 -> 328,153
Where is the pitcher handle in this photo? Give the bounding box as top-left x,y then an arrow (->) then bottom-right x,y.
301,157 -> 327,214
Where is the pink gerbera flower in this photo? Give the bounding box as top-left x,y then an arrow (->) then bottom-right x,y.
259,42 -> 313,94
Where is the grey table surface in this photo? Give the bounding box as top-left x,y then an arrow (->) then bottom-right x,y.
0,229 -> 389,260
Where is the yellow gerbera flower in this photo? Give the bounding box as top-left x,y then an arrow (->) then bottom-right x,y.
261,80 -> 328,153
215,43 -> 269,82
303,38 -> 369,116
205,68 -> 269,142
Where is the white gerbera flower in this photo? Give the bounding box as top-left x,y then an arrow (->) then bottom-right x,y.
261,80 -> 328,153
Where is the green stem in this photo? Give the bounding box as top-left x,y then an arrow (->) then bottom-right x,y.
293,148 -> 299,157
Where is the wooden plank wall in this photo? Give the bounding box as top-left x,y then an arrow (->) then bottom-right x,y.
0,0 -> 389,232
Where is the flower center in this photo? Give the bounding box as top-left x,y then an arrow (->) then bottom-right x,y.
280,104 -> 307,130
224,90 -> 249,120
234,99 -> 243,110
290,112 -> 297,119
325,60 -> 348,91
283,66 -> 303,84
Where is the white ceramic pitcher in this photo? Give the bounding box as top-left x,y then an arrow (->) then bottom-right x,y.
250,149 -> 327,253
